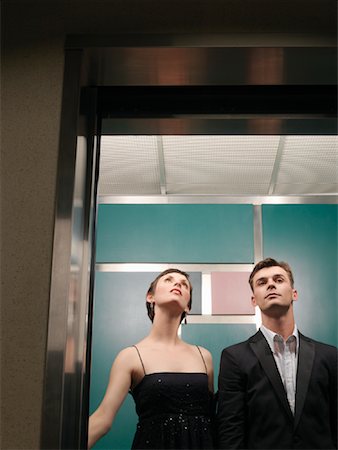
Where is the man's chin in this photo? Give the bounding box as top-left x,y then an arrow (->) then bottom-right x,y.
264,303 -> 290,316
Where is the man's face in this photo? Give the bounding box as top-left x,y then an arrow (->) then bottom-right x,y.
251,265 -> 298,314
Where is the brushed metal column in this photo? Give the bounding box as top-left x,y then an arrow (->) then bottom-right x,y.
40,49 -> 100,450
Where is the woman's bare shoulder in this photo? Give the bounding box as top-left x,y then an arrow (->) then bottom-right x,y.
180,341 -> 212,362
197,345 -> 213,362
112,346 -> 139,369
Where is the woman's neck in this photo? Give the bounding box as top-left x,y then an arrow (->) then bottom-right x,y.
147,314 -> 182,346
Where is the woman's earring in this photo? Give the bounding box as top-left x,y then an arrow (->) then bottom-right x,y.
150,302 -> 155,320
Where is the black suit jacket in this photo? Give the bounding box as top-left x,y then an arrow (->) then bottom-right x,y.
216,330 -> 337,449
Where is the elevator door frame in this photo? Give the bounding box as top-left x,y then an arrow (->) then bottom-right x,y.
40,35 -> 337,450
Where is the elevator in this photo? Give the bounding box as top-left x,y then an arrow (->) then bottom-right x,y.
40,36 -> 337,449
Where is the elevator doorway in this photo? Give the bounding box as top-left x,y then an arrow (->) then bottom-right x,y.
40,40 -> 337,449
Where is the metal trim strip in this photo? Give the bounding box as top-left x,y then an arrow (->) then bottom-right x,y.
186,315 -> 256,324
268,136 -> 285,195
40,49 -> 84,450
253,205 -> 263,263
98,195 -> 338,204
95,263 -> 254,272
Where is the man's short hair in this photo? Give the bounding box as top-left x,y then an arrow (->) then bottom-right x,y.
249,257 -> 295,291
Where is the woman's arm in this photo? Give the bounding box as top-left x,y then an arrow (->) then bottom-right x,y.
88,347 -> 135,449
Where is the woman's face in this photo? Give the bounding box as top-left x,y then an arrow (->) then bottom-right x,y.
148,272 -> 191,313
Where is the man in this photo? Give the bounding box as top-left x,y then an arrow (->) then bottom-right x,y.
216,257 -> 337,449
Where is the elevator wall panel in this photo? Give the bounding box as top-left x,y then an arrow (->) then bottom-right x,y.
262,204 -> 337,345
96,204 -> 254,263
181,323 -> 257,385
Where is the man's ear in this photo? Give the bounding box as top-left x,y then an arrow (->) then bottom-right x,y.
292,289 -> 298,302
251,295 -> 257,307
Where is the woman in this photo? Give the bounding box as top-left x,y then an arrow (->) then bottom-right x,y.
88,268 -> 214,449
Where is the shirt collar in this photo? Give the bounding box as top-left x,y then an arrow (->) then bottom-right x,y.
260,324 -> 299,354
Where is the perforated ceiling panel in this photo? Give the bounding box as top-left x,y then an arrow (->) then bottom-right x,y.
274,136 -> 338,195
162,136 -> 280,195
98,135 -> 338,197
99,136 -> 161,195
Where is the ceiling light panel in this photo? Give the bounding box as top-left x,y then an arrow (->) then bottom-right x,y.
274,136 -> 338,195
98,135 -> 337,197
162,136 -> 280,195
98,136 -> 161,195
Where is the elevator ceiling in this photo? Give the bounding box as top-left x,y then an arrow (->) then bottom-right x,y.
98,135 -> 338,198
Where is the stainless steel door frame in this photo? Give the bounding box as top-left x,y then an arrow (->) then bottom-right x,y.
40,48 -> 100,449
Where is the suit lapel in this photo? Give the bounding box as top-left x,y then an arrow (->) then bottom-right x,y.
250,331 -> 293,421
294,333 -> 315,428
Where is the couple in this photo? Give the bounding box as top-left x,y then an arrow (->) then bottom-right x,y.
88,259 -> 337,449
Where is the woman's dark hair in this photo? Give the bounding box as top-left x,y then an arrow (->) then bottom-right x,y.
249,257 -> 295,291
146,268 -> 192,322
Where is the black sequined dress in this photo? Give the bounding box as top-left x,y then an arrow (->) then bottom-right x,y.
130,372 -> 214,449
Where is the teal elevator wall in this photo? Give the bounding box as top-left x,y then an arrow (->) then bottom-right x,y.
90,272 -> 152,450
91,204 -> 254,449
181,323 -> 256,386
262,204 -> 337,346
91,203 -> 337,449
96,204 -> 254,263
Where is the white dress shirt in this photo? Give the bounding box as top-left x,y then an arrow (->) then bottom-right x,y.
260,324 -> 299,414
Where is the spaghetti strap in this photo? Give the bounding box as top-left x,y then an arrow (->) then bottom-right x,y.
133,345 -> 146,375
196,345 -> 208,373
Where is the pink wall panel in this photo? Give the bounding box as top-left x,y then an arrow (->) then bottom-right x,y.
211,272 -> 255,314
